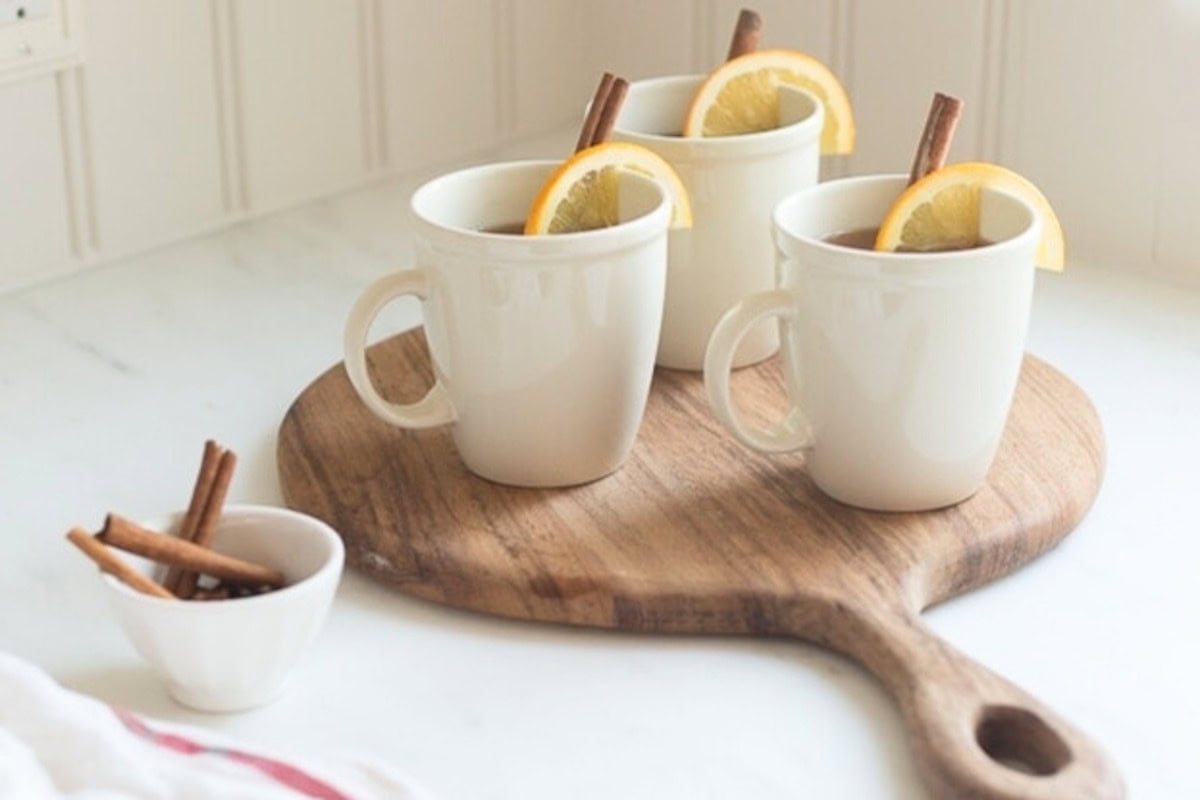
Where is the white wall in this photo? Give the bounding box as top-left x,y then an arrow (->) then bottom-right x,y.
1,0 -> 1197,294
0,0 -> 595,294
588,0 -> 1200,285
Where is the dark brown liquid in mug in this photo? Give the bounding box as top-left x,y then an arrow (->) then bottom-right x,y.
824,227 -> 882,250
823,226 -> 991,252
481,222 -> 525,235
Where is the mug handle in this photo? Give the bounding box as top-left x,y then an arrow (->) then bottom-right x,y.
343,270 -> 457,429
704,288 -> 813,453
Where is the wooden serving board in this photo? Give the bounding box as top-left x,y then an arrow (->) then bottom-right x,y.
278,330 -> 1123,800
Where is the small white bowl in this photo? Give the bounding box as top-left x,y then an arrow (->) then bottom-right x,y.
101,504 -> 344,712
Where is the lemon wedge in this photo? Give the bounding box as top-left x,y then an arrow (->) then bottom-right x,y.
524,142 -> 692,235
681,48 -> 854,154
875,162 -> 1065,271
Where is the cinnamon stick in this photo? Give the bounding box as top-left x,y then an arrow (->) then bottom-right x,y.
727,8 -> 763,60
574,72 -> 630,153
576,72 -> 617,153
907,92 -> 964,186
174,448 -> 238,598
100,514 -> 284,589
589,76 -> 629,148
66,527 -> 176,600
163,439 -> 224,592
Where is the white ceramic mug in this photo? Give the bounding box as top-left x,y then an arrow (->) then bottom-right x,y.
705,174 -> 1041,511
344,161 -> 670,488
613,76 -> 823,370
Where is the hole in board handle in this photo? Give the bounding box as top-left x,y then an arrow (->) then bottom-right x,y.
976,704 -> 1073,776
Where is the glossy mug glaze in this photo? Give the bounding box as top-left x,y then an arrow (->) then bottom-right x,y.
344,161 -> 670,488
705,174 -> 1041,511
613,76 -> 823,370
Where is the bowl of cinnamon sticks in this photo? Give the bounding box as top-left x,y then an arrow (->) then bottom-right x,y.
67,442 -> 344,712
101,505 -> 343,712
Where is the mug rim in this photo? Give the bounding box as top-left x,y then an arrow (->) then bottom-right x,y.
773,173 -> 1042,266
409,159 -> 671,260
613,74 -> 825,159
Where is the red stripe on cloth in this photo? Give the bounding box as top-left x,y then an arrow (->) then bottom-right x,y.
223,750 -> 354,800
112,707 -> 353,800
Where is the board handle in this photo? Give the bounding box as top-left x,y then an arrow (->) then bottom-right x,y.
856,609 -> 1125,800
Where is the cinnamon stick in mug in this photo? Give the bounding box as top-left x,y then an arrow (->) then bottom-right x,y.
907,92 -> 964,186
727,8 -> 763,60
589,76 -> 629,147
576,72 -> 631,152
576,72 -> 617,152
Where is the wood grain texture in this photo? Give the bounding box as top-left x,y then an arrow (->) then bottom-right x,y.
278,330 -> 1123,800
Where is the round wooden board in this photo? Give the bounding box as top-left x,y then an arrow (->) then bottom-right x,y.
278,330 -> 1104,629
277,330 -> 1122,799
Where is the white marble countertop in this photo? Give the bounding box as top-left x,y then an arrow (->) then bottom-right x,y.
3,129 -> 1198,799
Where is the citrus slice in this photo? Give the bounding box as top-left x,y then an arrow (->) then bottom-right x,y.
681,48 -> 854,154
524,142 -> 692,235
874,162 -> 1065,271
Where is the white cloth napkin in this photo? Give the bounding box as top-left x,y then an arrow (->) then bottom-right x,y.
0,652 -> 433,800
